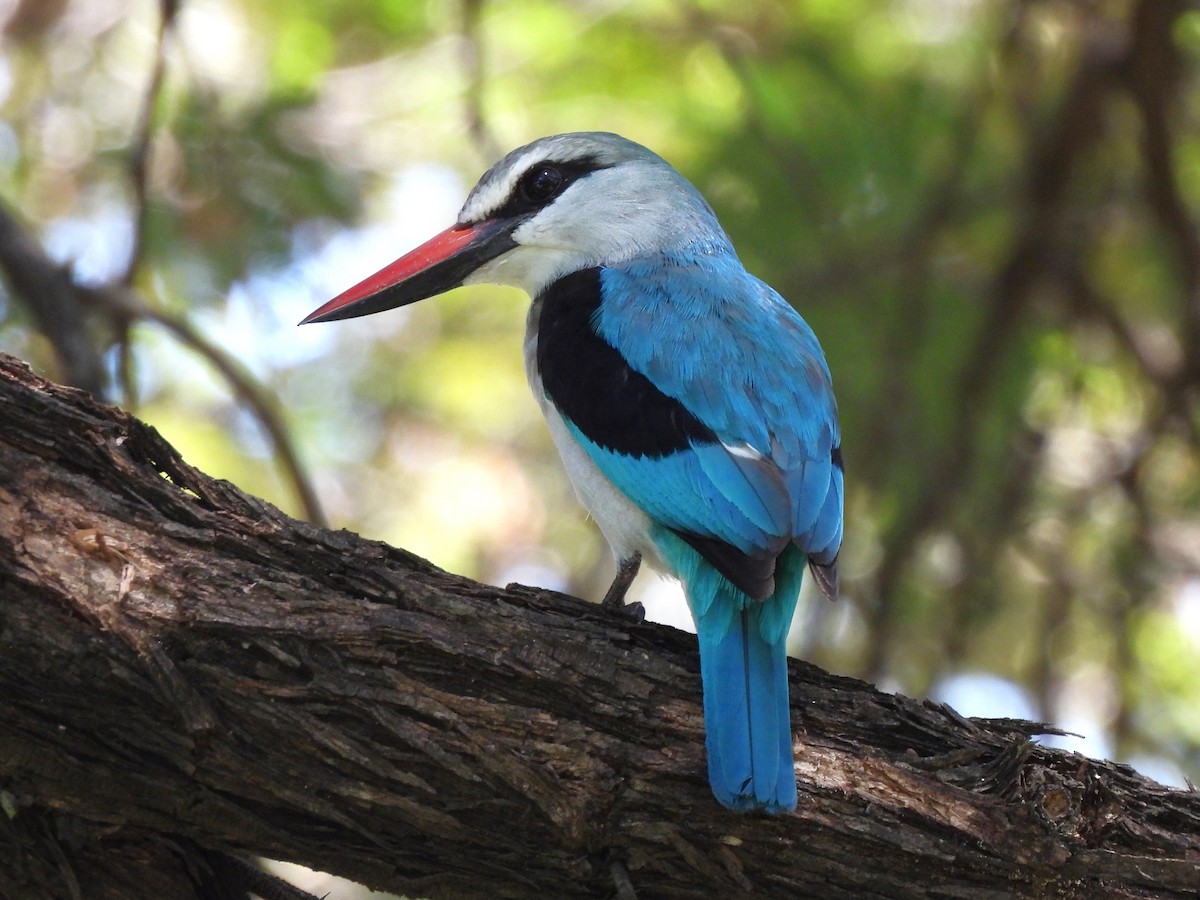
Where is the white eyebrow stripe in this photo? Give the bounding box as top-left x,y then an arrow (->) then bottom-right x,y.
458,138 -> 620,224
459,148 -> 542,223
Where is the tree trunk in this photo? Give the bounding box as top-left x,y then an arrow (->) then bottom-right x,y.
1,351 -> 1198,899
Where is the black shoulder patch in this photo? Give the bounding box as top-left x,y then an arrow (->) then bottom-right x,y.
536,268 -> 717,458
832,444 -> 843,472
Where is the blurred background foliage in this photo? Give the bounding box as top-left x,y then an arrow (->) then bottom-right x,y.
2,0 -> 1199,801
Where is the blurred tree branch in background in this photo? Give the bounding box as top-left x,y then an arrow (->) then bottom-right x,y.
863,0 -> 1200,684
0,197 -> 326,527
0,0 -> 324,526
0,195 -> 106,395
1,0 -> 1199,837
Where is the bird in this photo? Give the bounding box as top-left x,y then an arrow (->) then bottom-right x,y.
302,132 -> 842,813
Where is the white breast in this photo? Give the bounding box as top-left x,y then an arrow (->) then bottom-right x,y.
523,301 -> 662,569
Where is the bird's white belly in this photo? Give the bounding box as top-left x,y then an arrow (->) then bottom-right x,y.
524,316 -> 662,570
541,403 -> 659,564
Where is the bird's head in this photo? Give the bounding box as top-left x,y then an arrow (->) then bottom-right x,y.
302,132 -> 730,324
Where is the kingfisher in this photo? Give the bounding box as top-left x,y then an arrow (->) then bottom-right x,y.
303,132 -> 842,813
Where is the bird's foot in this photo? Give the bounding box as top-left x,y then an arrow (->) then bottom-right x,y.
607,599 -> 646,622
601,553 -> 644,621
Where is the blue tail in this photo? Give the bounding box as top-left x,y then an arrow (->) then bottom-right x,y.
657,532 -> 804,812
697,601 -> 796,811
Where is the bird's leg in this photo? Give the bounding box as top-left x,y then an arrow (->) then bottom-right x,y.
601,552 -> 644,619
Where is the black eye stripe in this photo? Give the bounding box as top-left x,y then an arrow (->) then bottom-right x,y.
493,155 -> 609,218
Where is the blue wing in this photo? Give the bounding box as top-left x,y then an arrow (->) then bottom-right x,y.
565,251 -> 842,587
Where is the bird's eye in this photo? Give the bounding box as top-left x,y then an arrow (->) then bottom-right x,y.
520,165 -> 565,205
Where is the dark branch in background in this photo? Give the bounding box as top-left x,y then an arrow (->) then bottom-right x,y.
1060,260 -> 1200,450
937,423 -> 1047,675
678,0 -> 855,274
852,14 -> 1007,579
112,0 -> 180,406
121,0 -> 179,289
0,0 -> 327,529
1121,0 -> 1200,369
1057,8 -> 1200,478
0,201 -> 327,528
1110,456 -> 1158,761
0,203 -> 107,399
1057,259 -> 1200,752
864,0 -> 1194,679
1027,490 -> 1086,721
460,0 -> 502,163
1060,253 -> 1200,756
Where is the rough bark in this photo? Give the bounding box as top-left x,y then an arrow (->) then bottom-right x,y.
1,351 -> 1198,899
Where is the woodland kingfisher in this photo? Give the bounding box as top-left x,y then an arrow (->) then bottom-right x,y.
302,132 -> 843,813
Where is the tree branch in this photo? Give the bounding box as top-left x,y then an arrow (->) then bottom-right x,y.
1120,0 -> 1200,362
2,351 -> 1199,898
121,0 -> 180,289
459,0 -> 502,164
864,9 -> 1127,678
0,201 -> 326,528
77,281 -> 328,529
0,201 -> 107,398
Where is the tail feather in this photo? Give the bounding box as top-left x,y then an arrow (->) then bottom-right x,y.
656,530 -> 804,812
698,604 -> 796,811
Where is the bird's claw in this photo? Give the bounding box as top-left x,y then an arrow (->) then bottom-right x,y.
603,597 -> 646,622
